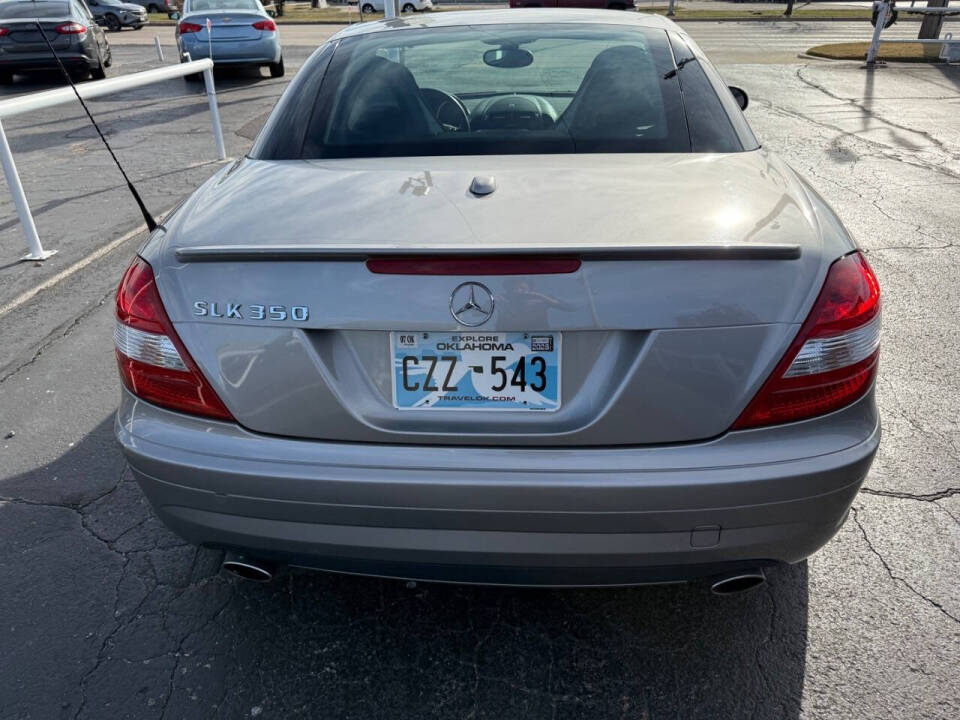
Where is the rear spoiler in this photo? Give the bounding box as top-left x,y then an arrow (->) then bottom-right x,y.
175,243 -> 801,263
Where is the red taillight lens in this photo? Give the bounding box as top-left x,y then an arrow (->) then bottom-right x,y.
56,22 -> 86,34
366,256 -> 582,275
733,251 -> 880,430
178,21 -> 204,33
115,257 -> 233,421
252,19 -> 276,31
0,27 -> 9,37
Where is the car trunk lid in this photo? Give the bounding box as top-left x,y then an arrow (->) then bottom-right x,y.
147,151 -> 829,446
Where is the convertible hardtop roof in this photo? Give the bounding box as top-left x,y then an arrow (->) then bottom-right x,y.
333,9 -> 682,40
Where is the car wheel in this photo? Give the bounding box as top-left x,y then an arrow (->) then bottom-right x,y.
401,3 -> 416,11
104,13 -> 121,31
91,54 -> 107,80
360,3 -> 374,12
269,56 -> 284,78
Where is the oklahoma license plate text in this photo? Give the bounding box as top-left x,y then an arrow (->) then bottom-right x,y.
391,332 -> 561,411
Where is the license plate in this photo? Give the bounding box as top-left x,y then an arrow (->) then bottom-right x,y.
391,332 -> 561,411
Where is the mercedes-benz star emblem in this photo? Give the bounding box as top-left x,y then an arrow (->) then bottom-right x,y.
450,282 -> 495,327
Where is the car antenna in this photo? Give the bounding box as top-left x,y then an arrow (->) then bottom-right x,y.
33,20 -> 162,232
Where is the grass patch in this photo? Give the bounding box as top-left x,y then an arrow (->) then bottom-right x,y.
807,41 -> 945,63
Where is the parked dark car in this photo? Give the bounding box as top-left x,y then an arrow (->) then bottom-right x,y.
86,0 -> 147,31
0,0 -> 111,82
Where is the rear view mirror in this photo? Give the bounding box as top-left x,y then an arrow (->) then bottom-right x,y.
729,86 -> 748,111
483,46 -> 534,69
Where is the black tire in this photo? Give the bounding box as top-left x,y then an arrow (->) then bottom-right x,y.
91,55 -> 107,80
360,3 -> 374,12
401,3 -> 415,12
104,13 -> 121,32
269,56 -> 284,78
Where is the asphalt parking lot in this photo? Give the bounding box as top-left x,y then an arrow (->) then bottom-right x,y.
1,20 -> 958,720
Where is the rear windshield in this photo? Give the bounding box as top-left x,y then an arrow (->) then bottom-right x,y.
189,0 -> 260,11
0,1 -> 70,17
253,24 -> 746,160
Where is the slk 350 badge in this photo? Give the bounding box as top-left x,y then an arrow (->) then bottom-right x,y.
192,301 -> 309,322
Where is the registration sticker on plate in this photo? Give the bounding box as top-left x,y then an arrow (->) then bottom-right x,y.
391,332 -> 561,411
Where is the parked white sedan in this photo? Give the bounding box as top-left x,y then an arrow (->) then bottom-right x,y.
360,0 -> 432,14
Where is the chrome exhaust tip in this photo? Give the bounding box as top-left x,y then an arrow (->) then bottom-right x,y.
222,552 -> 275,583
710,568 -> 766,595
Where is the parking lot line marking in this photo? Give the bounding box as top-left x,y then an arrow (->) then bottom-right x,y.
0,208 -> 174,320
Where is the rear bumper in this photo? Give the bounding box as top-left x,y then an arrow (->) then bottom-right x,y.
179,35 -> 281,65
0,52 -> 98,72
116,388 -> 880,586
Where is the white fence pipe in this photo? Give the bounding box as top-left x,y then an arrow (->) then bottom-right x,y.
154,35 -> 165,63
866,1 -> 890,65
0,59 -> 223,261
0,59 -> 214,119
0,119 -> 54,261
203,68 -> 227,161
384,0 -> 397,20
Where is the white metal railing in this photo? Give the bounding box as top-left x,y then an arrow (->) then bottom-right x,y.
0,58 -> 225,261
867,1 -> 960,65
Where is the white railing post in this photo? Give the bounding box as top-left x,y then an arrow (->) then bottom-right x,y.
0,59 -> 220,261
866,0 -> 891,66
154,35 -> 165,63
0,118 -> 55,261
384,0 -> 397,20
202,68 -> 227,161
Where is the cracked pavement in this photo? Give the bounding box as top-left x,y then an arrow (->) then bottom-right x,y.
1,27 -> 959,720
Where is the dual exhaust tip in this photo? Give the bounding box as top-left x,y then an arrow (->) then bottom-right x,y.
221,552 -> 767,595
222,552 -> 275,583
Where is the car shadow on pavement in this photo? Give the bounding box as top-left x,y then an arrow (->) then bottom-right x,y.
1,417 -> 809,719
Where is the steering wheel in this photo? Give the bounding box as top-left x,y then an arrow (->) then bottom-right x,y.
419,88 -> 470,132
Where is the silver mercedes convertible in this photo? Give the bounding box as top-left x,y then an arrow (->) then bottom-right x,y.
114,10 -> 881,592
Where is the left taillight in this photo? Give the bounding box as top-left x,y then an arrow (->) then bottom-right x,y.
56,22 -> 86,34
252,19 -> 276,31
0,27 -> 9,37
115,257 -> 233,421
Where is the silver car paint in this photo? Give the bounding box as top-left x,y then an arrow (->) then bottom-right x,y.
118,10 -> 878,584
144,150 -> 851,445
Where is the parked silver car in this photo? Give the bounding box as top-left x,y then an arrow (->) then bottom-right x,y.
115,10 -> 880,590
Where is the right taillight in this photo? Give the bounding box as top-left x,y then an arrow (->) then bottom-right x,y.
252,19 -> 276,31
115,257 -> 233,421
56,22 -> 86,34
178,21 -> 203,34
733,250 -> 880,430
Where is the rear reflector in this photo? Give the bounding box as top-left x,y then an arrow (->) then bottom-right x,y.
366,256 -> 581,275
733,251 -> 880,430
115,257 -> 233,421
